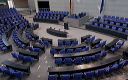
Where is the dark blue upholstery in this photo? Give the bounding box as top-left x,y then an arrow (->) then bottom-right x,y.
74,57 -> 82,64
84,71 -> 94,79
59,49 -> 65,54
64,58 -> 72,65
67,49 -> 74,53
60,74 -> 70,80
73,73 -> 82,80
75,48 -> 82,53
50,49 -> 57,54
48,74 -> 58,80
55,58 -> 62,65
58,41 -> 63,46
83,56 -> 91,63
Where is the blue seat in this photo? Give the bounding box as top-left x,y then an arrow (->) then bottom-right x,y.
64,58 -> 72,65
25,56 -> 35,63
105,25 -> 109,29
75,48 -> 82,53
95,53 -> 101,60
94,23 -> 98,26
84,71 -> 94,79
13,71 -> 24,79
123,24 -> 127,28
18,54 -> 26,61
104,21 -> 108,24
84,38 -> 91,43
100,40 -> 107,46
100,50 -> 108,58
95,69 -> 105,77
124,60 -> 128,66
43,40 -> 50,46
1,66 -> 8,72
33,48 -> 42,53
74,57 -> 82,64
99,24 -> 103,28
60,74 -> 70,80
11,53 -> 19,59
118,28 -> 123,32
67,49 -> 74,53
110,22 -> 114,25
38,40 -> 43,44
83,56 -> 91,63
104,66 -> 114,74
91,36 -> 95,41
110,46 -> 119,53
5,69 -> 14,76
65,41 -> 71,46
55,58 -> 62,65
48,74 -> 58,80
72,40 -> 78,46
50,49 -> 57,54
125,30 -> 128,34
83,46 -> 89,51
117,40 -> 125,47
73,73 -> 82,80
58,41 -> 63,46
112,26 -> 116,30
59,49 -> 66,54
28,46 -> 34,51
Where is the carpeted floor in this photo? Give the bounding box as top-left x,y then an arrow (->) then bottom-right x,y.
0,13 -> 127,80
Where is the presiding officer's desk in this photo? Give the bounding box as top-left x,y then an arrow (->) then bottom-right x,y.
81,35 -> 92,43
17,29 -> 29,45
90,38 -> 102,48
52,43 -> 87,52
46,28 -> 68,37
41,37 -> 53,45
105,38 -> 119,50
16,49 -> 39,60
2,60 -> 30,74
48,55 -> 122,74
32,44 -> 46,53
2,34 -> 12,51
29,29 -> 39,40
58,38 -> 77,44
54,48 -> 103,58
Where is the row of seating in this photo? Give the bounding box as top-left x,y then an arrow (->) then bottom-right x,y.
58,40 -> 78,46
103,15 -> 128,22
12,29 -> 27,48
93,40 -> 107,48
50,46 -> 89,54
35,16 -> 61,20
84,36 -> 95,43
68,12 -> 86,19
38,11 -> 69,15
0,66 -> 24,79
24,28 -> 36,41
90,21 -> 128,34
94,18 -> 128,28
0,25 -> 10,35
110,40 -> 125,53
0,37 -> 8,51
49,59 -> 128,80
55,50 -> 108,65
11,53 -> 35,63
38,39 -> 50,46
28,46 -> 42,53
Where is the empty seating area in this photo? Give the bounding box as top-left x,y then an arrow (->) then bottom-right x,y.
86,15 -> 128,39
55,50 -> 108,65
33,10 -> 69,23
67,12 -> 87,19
0,0 -> 128,79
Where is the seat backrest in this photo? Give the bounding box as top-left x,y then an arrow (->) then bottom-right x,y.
64,58 -> 72,64
112,26 -> 116,30
67,49 -> 74,53
50,49 -> 57,54
118,28 -> 123,32
58,41 -> 63,46
55,58 -> 62,65
72,40 -> 78,45
84,71 -> 94,79
48,74 -> 58,80
65,41 -> 71,46
105,25 -> 109,29
73,73 -> 82,80
75,48 -> 82,52
59,49 -> 65,54
13,71 -> 24,79
125,30 -> 128,34
60,74 -> 70,80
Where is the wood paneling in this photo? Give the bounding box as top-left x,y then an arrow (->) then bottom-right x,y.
13,0 -> 28,8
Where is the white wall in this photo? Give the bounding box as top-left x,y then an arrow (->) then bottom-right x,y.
28,0 -> 128,17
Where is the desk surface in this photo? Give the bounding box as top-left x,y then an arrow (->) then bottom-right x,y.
54,48 -> 103,58
29,29 -> 39,39
48,55 -> 122,73
58,38 -> 77,42
2,60 -> 30,73
52,43 -> 87,50
91,38 -> 102,44
105,38 -> 119,48
16,49 -> 39,59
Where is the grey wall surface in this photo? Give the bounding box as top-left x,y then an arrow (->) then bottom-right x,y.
28,0 -> 35,10
28,0 -> 128,17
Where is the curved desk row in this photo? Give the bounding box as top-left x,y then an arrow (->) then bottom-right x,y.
105,38 -> 119,50
5,26 -> 15,38
16,49 -> 39,60
52,43 -> 87,52
2,34 -> 12,51
1,60 -> 30,74
33,18 -> 59,24
32,44 -> 46,53
47,28 -> 68,37
86,24 -> 128,40
81,35 -> 92,43
54,48 -> 103,58
17,28 -> 29,45
29,28 -> 39,40
48,55 -> 122,74
58,38 -> 77,42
